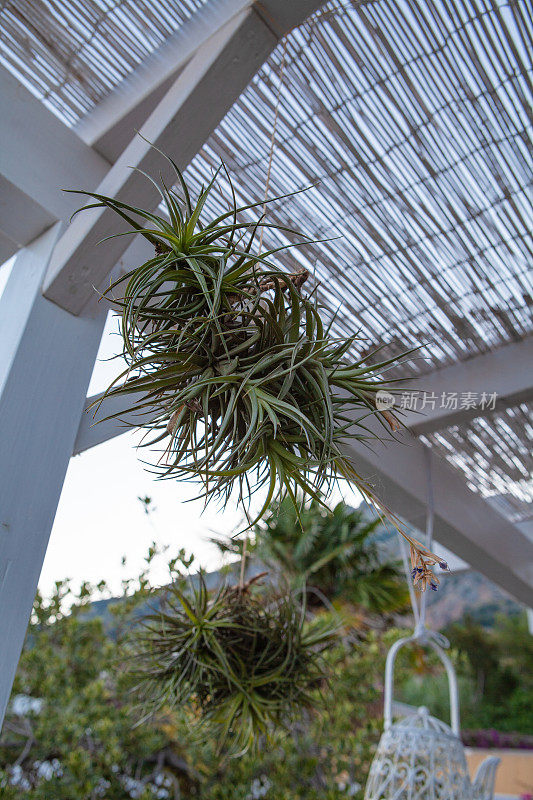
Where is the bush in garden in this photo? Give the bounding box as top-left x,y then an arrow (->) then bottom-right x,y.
0,549 -> 388,799
0,573 -> 186,799
131,573 -> 340,755
2,543 -> 530,798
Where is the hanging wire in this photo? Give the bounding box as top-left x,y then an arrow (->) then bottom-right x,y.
399,445 -> 449,648
239,535 -> 248,589
240,37 -> 288,589
416,445 -> 434,637
258,37 -> 288,253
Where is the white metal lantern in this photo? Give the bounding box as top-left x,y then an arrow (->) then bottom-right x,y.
365,634 -> 500,800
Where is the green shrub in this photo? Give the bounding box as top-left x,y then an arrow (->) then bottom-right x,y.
0,557 -> 387,799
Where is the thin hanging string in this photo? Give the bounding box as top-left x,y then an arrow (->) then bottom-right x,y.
415,445 -> 434,637
258,37 -> 288,253
240,38 -> 287,590
239,536 -> 248,589
399,444 -> 448,645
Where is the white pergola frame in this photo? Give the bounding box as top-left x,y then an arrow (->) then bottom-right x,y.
0,0 -> 532,727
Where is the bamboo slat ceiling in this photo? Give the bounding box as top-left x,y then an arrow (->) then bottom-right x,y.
0,0 -> 531,521
420,403 -> 532,522
0,0 -> 209,125
186,0 -> 532,522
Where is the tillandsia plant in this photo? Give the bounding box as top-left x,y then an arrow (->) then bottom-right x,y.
129,574 -> 338,755
70,143 -> 446,588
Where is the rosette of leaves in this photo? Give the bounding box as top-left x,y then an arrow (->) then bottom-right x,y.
129,575 -> 338,754
72,148 -> 410,526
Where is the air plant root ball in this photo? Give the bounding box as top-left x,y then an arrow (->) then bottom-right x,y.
130,575 -> 339,754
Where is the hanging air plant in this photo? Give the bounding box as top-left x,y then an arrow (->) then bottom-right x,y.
71,146 -> 446,586
129,574 -> 338,754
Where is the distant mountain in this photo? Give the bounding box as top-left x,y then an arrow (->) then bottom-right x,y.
425,568 -> 522,629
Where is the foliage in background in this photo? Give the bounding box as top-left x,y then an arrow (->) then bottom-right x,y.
396,613 -> 533,737
215,498 -> 409,616
0,550 -> 386,800
0,573 -> 176,799
1,541 -> 531,798
131,574 -> 339,755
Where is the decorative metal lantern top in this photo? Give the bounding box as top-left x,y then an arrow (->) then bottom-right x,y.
365,634 -> 500,800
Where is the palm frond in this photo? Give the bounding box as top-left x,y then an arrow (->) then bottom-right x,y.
247,498 -> 409,614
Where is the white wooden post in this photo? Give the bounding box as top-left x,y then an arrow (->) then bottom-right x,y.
0,0 -> 325,731
0,225 -> 106,725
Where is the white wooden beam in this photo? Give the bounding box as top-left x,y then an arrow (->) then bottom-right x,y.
342,434 -> 533,606
0,67 -> 156,296
0,226 -> 107,725
43,0 -> 324,315
0,229 -> 19,266
75,0 -> 254,163
0,0 -> 322,260
74,0 -> 322,163
43,9 -> 273,314
402,337 -> 533,435
73,389 -> 147,455
257,0 -> 325,34
0,67 -> 110,252
75,337 -> 533,453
